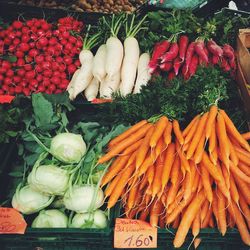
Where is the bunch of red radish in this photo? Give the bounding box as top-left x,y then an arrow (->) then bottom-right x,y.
0,17 -> 84,96
148,35 -> 236,81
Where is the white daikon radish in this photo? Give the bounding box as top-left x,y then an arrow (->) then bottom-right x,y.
67,69 -> 80,100
133,53 -> 151,94
104,15 -> 124,78
119,14 -> 147,96
92,44 -> 107,83
84,78 -> 100,101
100,71 -> 120,98
119,37 -> 140,96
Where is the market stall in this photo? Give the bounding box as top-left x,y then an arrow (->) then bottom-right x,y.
0,1 -> 249,249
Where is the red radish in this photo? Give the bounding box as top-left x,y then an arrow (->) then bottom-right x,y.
67,64 -> 77,74
43,70 -> 52,77
23,88 -> 30,96
12,21 -> 23,29
161,42 -> 179,63
22,27 -> 30,33
160,62 -> 172,72
13,38 -> 20,46
64,56 -> 73,65
26,56 -> 33,63
30,79 -> 38,87
9,45 -> 16,53
2,61 -> 11,69
19,43 -> 30,52
148,40 -> 170,73
223,44 -> 235,60
221,57 -> 231,72
38,37 -> 48,47
168,71 -> 175,81
28,49 -> 39,57
211,55 -> 220,65
16,50 -> 24,58
199,47 -> 209,66
20,81 -> 27,87
173,57 -> 183,75
24,64 -> 32,71
17,58 -> 25,67
35,65 -> 43,73
207,40 -> 223,57
17,69 -> 25,76
37,85 -> 45,92
15,86 -> 22,93
49,37 -> 58,45
35,55 -> 44,64
16,31 -> 22,37
51,76 -> 60,85
189,55 -> 199,76
4,77 -> 12,85
184,42 -> 195,73
25,70 -> 36,79
6,69 -> 14,77
179,35 -> 189,62
195,41 -> 208,64
229,58 -> 236,70
37,75 -> 43,82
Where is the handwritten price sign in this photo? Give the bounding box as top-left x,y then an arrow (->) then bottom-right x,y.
0,207 -> 27,234
114,218 -> 157,248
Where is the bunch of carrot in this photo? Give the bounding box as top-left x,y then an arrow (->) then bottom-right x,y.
98,106 -> 250,248
148,35 -> 236,81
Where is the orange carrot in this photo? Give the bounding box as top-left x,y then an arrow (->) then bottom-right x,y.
200,162 -> 213,203
194,238 -> 202,249
201,206 -> 212,228
221,162 -> 230,190
209,121 -> 217,154
176,141 -> 190,173
205,105 -> 218,140
155,136 -> 166,158
138,150 -> 157,176
210,146 -> 218,165
170,156 -> 180,185
150,199 -> 163,227
172,215 -> 180,229
136,126 -> 155,168
184,116 -> 200,145
228,139 -> 239,166
122,139 -> 143,155
234,173 -> 250,204
217,189 -> 227,236
229,174 -> 239,205
108,120 -> 148,148
166,174 -> 182,208
161,143 -> 176,192
242,132 -> 250,141
139,208 -> 149,221
229,161 -> 250,184
216,112 -> 230,169
200,199 -> 210,223
104,174 -> 121,197
192,171 -> 200,193
192,210 -> 201,238
183,115 -> 199,137
184,161 -> 196,201
228,211 -> 236,228
187,112 -> 208,159
194,133 -> 206,164
152,154 -> 165,198
220,109 -> 250,152
98,123 -> 152,164
208,216 -> 215,228
201,152 -> 222,182
101,154 -> 131,187
173,190 -> 206,248
228,201 -> 250,245
139,174 -> 148,191
107,162 -> 136,208
163,121 -> 173,146
238,162 -> 250,177
235,149 -> 250,166
239,195 -> 250,229
173,120 -> 184,145
150,116 -> 168,148
147,164 -> 155,186
127,181 -> 140,209
212,190 -> 219,225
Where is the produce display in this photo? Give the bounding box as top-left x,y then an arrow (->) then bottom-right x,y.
0,17 -> 84,95
13,0 -> 144,13
0,6 -> 250,250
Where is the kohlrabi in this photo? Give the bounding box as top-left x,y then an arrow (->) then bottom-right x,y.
70,209 -> 107,229
27,165 -> 70,195
50,133 -> 86,164
63,184 -> 104,213
32,209 -> 68,228
12,185 -> 54,215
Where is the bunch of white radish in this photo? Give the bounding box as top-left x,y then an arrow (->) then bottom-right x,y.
68,14 -> 151,101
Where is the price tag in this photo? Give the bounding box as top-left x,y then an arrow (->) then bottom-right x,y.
114,218 -> 157,248
0,207 -> 27,234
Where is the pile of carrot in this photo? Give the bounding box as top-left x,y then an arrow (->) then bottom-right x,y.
148,36 -> 236,81
98,106 -> 250,248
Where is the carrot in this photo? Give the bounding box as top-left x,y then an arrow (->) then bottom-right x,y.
101,154 -> 130,187
228,139 -> 239,166
194,238 -> 202,249
150,199 -> 163,227
107,162 -> 136,208
161,143 -> 176,192
192,210 -> 201,238
210,146 -> 218,165
173,120 -> 184,145
173,190 -> 206,248
152,154 -> 165,198
201,207 -> 213,228
183,161 -> 196,201
166,174 -> 182,208
139,208 -> 149,221
238,162 -> 250,177
200,199 -> 210,223
220,110 -> 250,152
242,132 -> 250,141
187,112 -> 208,159
208,216 -> 215,228
228,211 -> 236,228
216,112 -> 230,169
192,172 -> 200,193
147,164 -> 155,186
138,150 -> 157,176
184,116 -> 200,145
230,161 -> 250,184
108,120 -> 148,148
163,121 -> 172,146
239,195 -> 250,229
98,123 -> 152,164
172,215 -> 180,229
150,116 -> 168,148
159,213 -> 166,228
176,141 -> 190,173
170,156 -> 180,185
205,105 -> 218,140
155,136 -> 166,158
217,189 -> 227,236
234,173 -> 250,204
136,126 -> 155,168
209,121 -> 217,154
183,115 -> 199,137
228,201 -> 250,245
229,174 -> 239,205
235,149 -> 250,166
221,162 -> 230,190
194,133 -> 206,164
200,162 -> 213,203
201,152 -> 222,182
104,174 -> 121,197
122,139 -> 143,155
212,190 -> 219,225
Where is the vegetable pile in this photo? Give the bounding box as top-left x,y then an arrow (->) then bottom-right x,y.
149,36 -> 236,80
0,17 -> 83,95
99,106 -> 250,248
